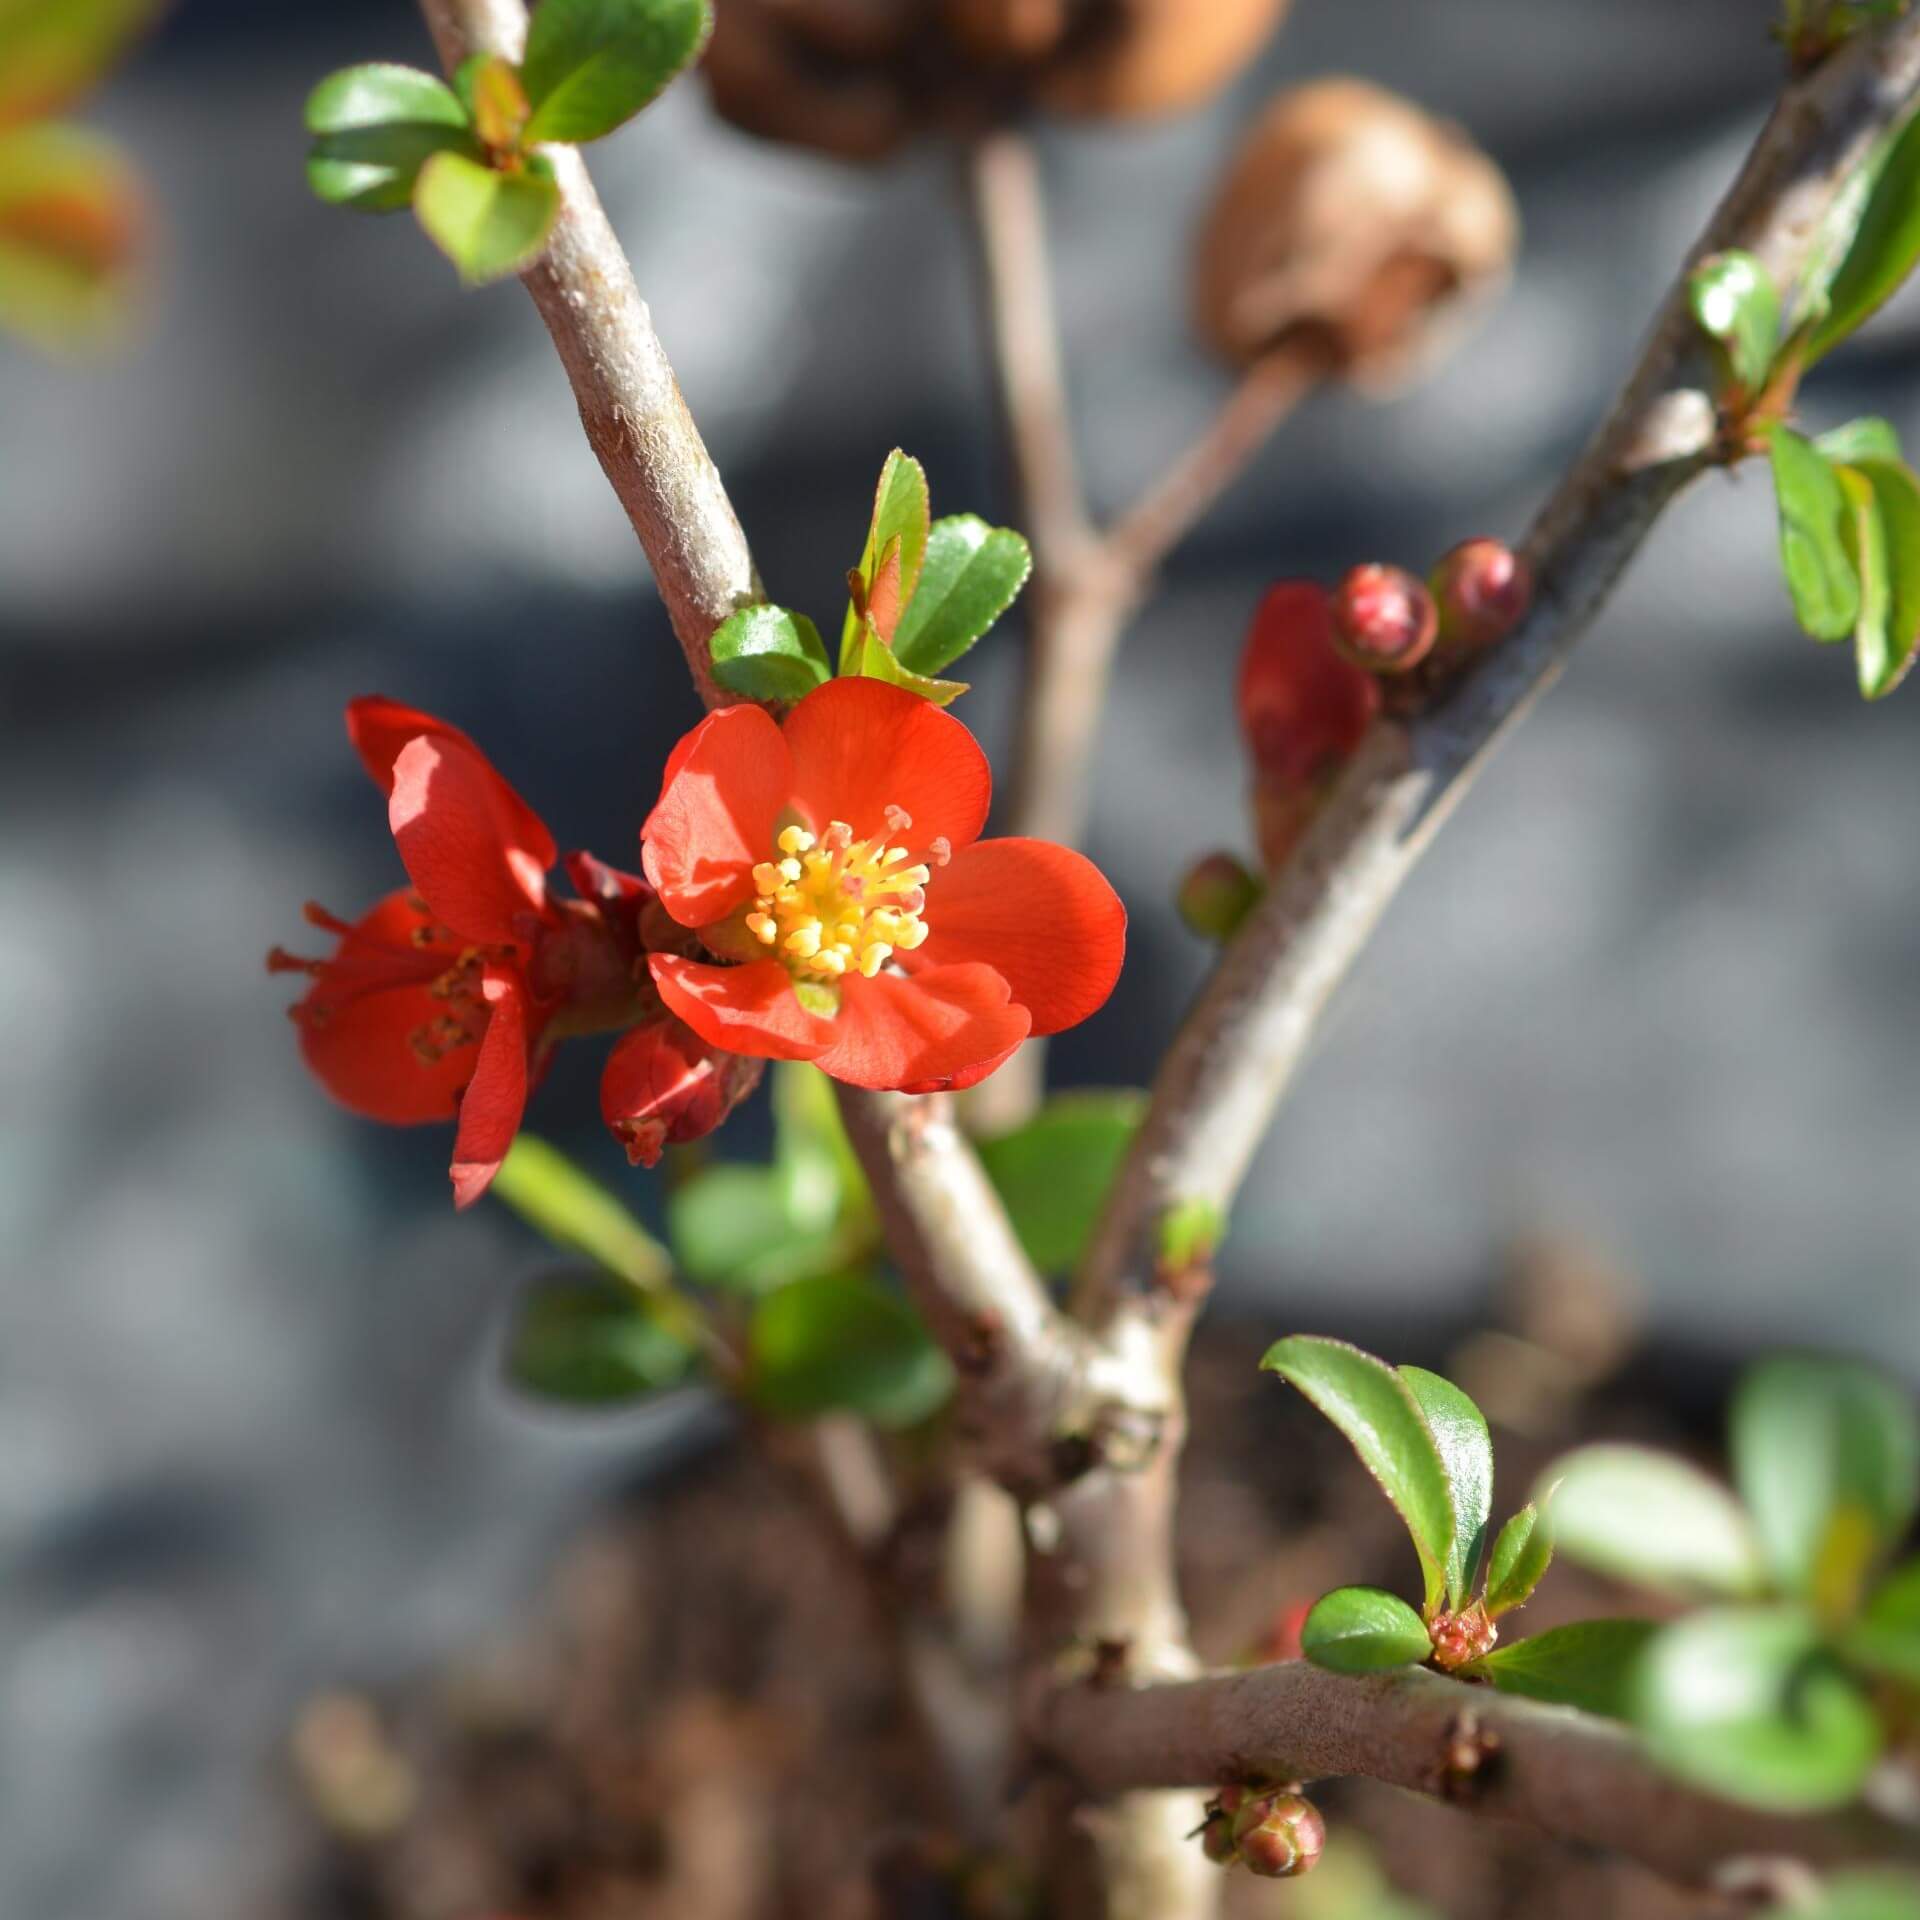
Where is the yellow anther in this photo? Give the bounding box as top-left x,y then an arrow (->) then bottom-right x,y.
897,919 -> 930,950
859,942 -> 892,977
752,863 -> 785,894
777,825 -> 815,855
778,857 -> 803,883
783,919 -> 823,957
746,912 -> 778,944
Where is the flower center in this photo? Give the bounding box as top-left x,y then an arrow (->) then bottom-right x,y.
743,810 -> 942,982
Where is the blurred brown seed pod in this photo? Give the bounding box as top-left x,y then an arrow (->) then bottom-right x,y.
1039,0 -> 1291,120
1193,77 -> 1518,388
941,0 -> 1075,66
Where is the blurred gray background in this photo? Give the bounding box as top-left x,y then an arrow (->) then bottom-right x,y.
4,2 -> 1918,1915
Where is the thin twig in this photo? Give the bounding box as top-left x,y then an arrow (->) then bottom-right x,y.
1030,1659 -> 1920,1890
1075,10 -> 1920,1327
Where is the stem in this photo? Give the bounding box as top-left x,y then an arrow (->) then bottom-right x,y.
1031,1660 -> 1919,1890
1076,8 -> 1920,1326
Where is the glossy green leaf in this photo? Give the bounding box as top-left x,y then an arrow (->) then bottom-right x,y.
504,1272 -> 696,1405
668,1165 -> 807,1293
1836,462 -> 1896,697
1465,1619 -> 1654,1719
491,1134 -> 673,1290
1809,1871 -> 1920,1920
0,121 -> 139,351
305,64 -> 479,213
841,450 -> 930,666
709,603 -> 832,703
1483,1501 -> 1554,1618
844,614 -> 968,706
1399,1366 -> 1493,1610
1810,104 -> 1920,363
1818,417 -> 1904,466
1840,458 -> 1920,697
1732,1355 -> 1920,1611
520,0 -> 712,144
0,0 -> 158,129
413,148 -> 559,285
890,516 -> 1033,676
1300,1586 -> 1433,1674
1634,1607 -> 1882,1812
1769,425 -> 1861,643
1541,1444 -> 1767,1599
748,1269 -> 952,1429
1844,1556 -> 1920,1685
976,1091 -> 1144,1277
1262,1337 -> 1456,1614
1689,250 -> 1779,393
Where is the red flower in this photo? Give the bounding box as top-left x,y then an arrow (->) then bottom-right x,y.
640,678 -> 1126,1094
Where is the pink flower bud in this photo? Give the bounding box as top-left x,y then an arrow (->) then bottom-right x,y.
1430,537 -> 1532,652
1330,563 -> 1438,673
600,1019 -> 760,1167
1427,1601 -> 1497,1672
1178,852 -> 1261,942
1231,1791 -> 1325,1879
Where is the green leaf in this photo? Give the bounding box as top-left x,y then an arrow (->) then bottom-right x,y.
305,63 -> 479,213
413,148 -> 559,285
1768,424 -> 1862,643
1156,1196 -> 1223,1274
1818,417 -> 1904,466
1839,458 -> 1920,697
1261,1337 -> 1457,1614
709,603 -> 832,703
844,614 -> 968,707
889,516 -> 1033,676
1300,1586 -> 1433,1674
504,1271 -> 696,1405
1634,1607 -> 1882,1812
1399,1366 -> 1493,1610
841,450 -> 931,666
1541,1444 -> 1767,1599
1811,1872 -> 1920,1920
1466,1619 -> 1655,1719
1810,104 -> 1920,363
520,0 -> 713,144
668,1164 -> 807,1293
1731,1355 -> 1920,1613
1689,250 -> 1779,393
1844,1556 -> 1920,1685
0,121 -> 139,352
0,0 -> 158,128
748,1269 -> 952,1429
491,1134 -> 673,1291
976,1091 -> 1144,1277
1483,1501 -> 1554,1619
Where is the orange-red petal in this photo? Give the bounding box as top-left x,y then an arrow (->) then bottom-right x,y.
810,962 -> 1031,1093
450,966 -> 530,1209
649,953 -> 835,1061
642,702 -> 793,928
347,695 -> 557,874
390,733 -> 551,944
782,677 -> 990,856
907,837 -> 1125,1037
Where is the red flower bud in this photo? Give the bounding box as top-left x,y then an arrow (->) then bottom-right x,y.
600,1019 -> 761,1167
1236,581 -> 1380,791
1330,563 -> 1437,673
1429,537 -> 1533,653
1232,1791 -> 1325,1879
1177,852 -> 1261,942
1427,1601 -> 1497,1672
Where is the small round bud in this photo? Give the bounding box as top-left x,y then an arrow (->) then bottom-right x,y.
1427,1602 -> 1497,1672
1234,1793 -> 1325,1879
1177,852 -> 1261,942
1330,563 -> 1437,674
1038,0 -> 1292,122
1194,78 -> 1518,388
1430,537 -> 1533,653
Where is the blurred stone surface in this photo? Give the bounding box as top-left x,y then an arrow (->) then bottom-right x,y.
3,2 -> 1918,1916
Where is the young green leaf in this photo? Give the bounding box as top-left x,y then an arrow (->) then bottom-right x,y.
456,52 -> 533,155
889,516 -> 1033,677
772,1060 -> 872,1242
414,149 -> 560,285
709,603 -> 833,703
1398,1367 -> 1493,1610
1261,1337 -> 1457,1614
0,0 -> 158,129
1835,462 -> 1897,698
1768,424 -> 1862,643
1483,1500 -> 1554,1618
668,1164 -> 807,1293
1841,458 -> 1920,697
504,1271 -> 697,1405
0,122 -> 140,351
1731,1355 -> 1920,1611
1844,1556 -> 1920,1685
1633,1607 -> 1881,1812
491,1134 -> 673,1291
748,1269 -> 952,1429
841,450 -> 931,667
976,1091 -> 1145,1277
1300,1586 -> 1434,1674
1809,104 -> 1920,364
1156,1196 -> 1223,1274
1540,1444 -> 1768,1599
520,0 -> 713,145
1689,250 -> 1779,393
1465,1619 -> 1655,1719
1818,417 -> 1904,466
305,64 -> 480,213
844,614 -> 968,706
